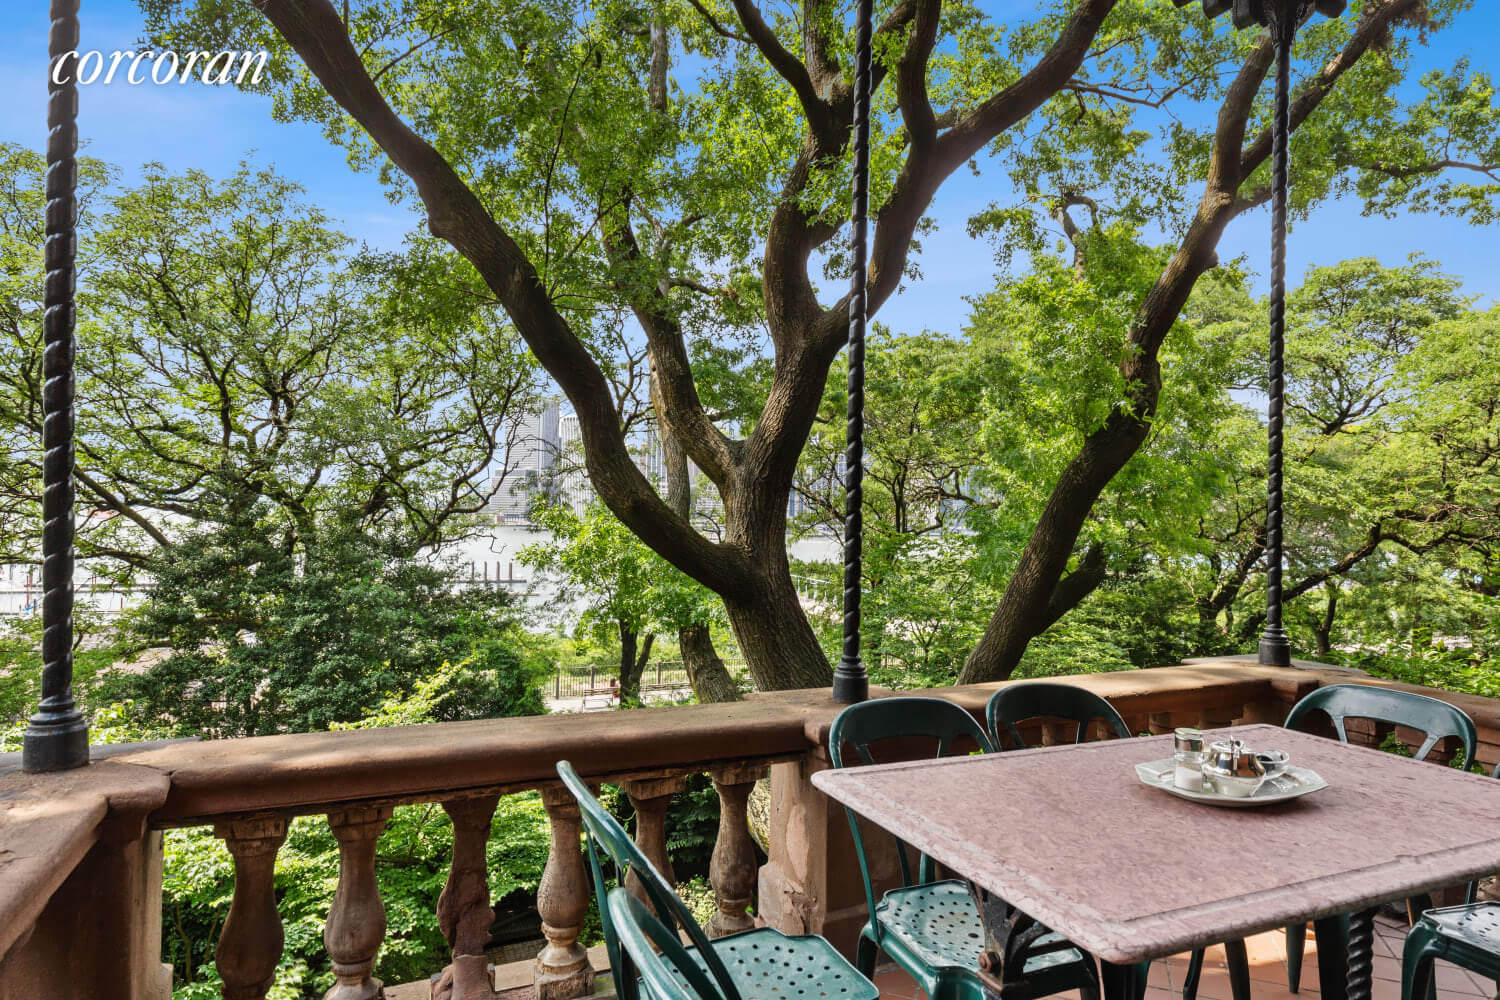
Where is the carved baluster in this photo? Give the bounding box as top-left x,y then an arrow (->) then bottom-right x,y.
325,805 -> 393,1000
214,814 -> 289,1000
709,766 -> 767,937
433,796 -> 500,1000
622,775 -> 686,901
535,787 -> 595,1000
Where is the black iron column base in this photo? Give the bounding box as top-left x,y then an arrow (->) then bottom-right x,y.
21,707 -> 89,772
1346,907 -> 1378,1000
1259,626 -> 1292,666
832,656 -> 868,704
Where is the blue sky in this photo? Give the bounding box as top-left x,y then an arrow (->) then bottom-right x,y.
0,0 -> 1496,335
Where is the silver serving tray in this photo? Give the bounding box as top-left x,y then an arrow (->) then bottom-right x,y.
1135,757 -> 1329,808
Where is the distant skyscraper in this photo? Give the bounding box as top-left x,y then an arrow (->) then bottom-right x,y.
488,401 -> 562,523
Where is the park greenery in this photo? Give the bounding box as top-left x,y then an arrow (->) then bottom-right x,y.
0,0 -> 1497,995
139,0 -> 1500,690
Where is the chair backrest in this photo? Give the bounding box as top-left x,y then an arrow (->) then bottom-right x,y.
1284,684 -> 1477,765
608,887 -> 727,1000
828,697 -> 994,929
985,682 -> 1131,751
556,760 -> 740,1000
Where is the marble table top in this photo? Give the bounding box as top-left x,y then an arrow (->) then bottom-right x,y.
811,723 -> 1500,964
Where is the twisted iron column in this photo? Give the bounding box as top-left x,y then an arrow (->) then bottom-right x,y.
1174,0 -> 1344,666
1257,1 -> 1296,667
832,0 -> 873,705
23,0 -> 90,772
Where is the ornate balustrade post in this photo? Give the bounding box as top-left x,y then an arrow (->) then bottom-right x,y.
434,796 -> 500,1000
535,786 -> 595,1000
214,815 -> 289,1000
709,765 -> 767,938
621,775 -> 686,901
325,805 -> 393,1000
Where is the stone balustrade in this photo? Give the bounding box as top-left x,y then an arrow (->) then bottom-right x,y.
2,659 -> 1498,1000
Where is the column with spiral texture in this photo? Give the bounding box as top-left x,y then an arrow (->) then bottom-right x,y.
1345,907 -> 1377,1000
1258,2 -> 1295,667
23,0 -> 90,772
833,0 -> 874,704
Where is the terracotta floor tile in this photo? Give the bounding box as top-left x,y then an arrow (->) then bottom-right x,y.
873,969 -> 916,999
1247,959 -> 1289,986
1245,932 -> 1291,966
1436,962 -> 1488,996
1191,971 -> 1236,1000
1148,961 -> 1172,990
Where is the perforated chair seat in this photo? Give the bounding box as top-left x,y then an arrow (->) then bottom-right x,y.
1402,902 -> 1500,1000
870,880 -> 1088,978
665,926 -> 880,1000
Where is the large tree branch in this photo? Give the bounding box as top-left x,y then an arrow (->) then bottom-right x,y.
847,0 -> 1120,342
725,0 -> 830,133
252,0 -> 755,596
602,198 -> 741,486
958,0 -> 1426,684
1236,0 -> 1427,189
73,469 -> 174,550
895,0 -> 943,147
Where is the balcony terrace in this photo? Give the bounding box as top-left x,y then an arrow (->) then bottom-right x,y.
2,658 -> 1496,1000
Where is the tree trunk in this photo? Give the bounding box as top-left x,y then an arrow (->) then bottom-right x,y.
679,623 -> 741,703
652,367 -> 743,702
1314,585 -> 1338,658
724,569 -> 832,691
618,625 -> 651,703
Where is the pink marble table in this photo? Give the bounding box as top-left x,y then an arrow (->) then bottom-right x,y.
811,724 -> 1500,975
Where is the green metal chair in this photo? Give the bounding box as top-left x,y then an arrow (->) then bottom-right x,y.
608,887 -> 728,1000
1401,762 -> 1500,1000
1402,902 -> 1500,1000
1284,684 -> 1478,993
609,887 -> 726,1000
986,685 -> 1156,1000
556,760 -> 878,1000
1183,683 -> 1479,1000
984,682 -> 1131,750
829,696 -> 1101,1000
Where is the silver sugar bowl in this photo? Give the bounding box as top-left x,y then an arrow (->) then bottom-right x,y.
1202,738 -> 1267,798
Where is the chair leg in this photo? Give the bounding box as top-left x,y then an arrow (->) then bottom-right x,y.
1287,921 -> 1308,993
1182,949 -> 1205,1000
856,931 -> 878,978
1100,961 -> 1148,1000
1399,926 -> 1442,1000
1225,938 -> 1252,1000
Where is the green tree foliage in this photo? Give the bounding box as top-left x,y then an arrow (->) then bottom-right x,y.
106,516 -> 547,736
0,148 -> 551,736
135,0 -> 1500,688
0,148 -> 540,575
521,501 -> 729,702
792,255 -> 1497,688
794,249 -> 1241,681
1190,258 -> 1498,653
